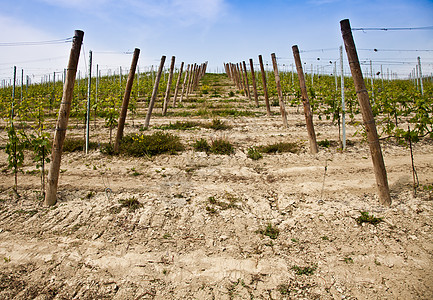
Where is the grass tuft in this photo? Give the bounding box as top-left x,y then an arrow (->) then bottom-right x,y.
355,211 -> 383,225
118,197 -> 142,211
258,142 -> 299,154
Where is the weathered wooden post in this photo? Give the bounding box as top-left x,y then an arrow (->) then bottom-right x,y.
292,46 -> 318,154
259,55 -> 271,116
144,55 -> 166,128
249,58 -> 259,107
242,61 -> 252,101
113,48 -> 140,152
45,30 -> 84,206
180,64 -> 190,103
162,56 -> 175,115
172,61 -> 184,106
271,53 -> 288,127
340,19 -> 391,206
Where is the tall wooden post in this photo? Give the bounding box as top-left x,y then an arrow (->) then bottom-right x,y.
242,61 -> 252,101
249,59 -> 259,107
172,61 -> 184,106
292,46 -> 318,154
162,56 -> 175,115
45,30 -> 84,206
180,64 -> 190,103
259,55 -> 271,116
144,56 -> 166,128
340,19 -> 391,206
271,53 -> 288,127
113,48 -> 140,152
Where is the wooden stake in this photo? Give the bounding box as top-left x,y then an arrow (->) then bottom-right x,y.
292,46 -> 318,154
259,55 -> 271,116
271,53 -> 288,127
144,56 -> 166,128
113,48 -> 140,152
162,56 -> 175,115
45,30 -> 84,206
242,61 -> 252,101
172,61 -> 184,106
340,19 -> 391,206
249,59 -> 259,107
179,64 -> 190,103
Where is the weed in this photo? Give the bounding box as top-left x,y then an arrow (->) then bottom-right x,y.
228,91 -> 235,97
3,257 -> 11,263
206,194 -> 239,212
258,142 -> 299,154
162,233 -> 172,239
257,223 -> 279,239
85,191 -> 95,199
118,132 -> 184,157
355,211 -> 383,225
318,139 -> 331,148
291,238 -> 298,243
344,256 -> 354,264
193,138 -> 211,153
119,197 -> 142,212
247,147 -> 263,160
321,236 -> 329,240
292,265 -> 316,276
206,206 -> 217,214
204,119 -> 232,130
210,138 -> 235,155
156,121 -> 201,130
63,138 -> 98,152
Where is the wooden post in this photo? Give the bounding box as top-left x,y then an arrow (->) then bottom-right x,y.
45,30 -> 84,206
249,59 -> 259,107
242,61 -> 252,101
259,55 -> 271,116
144,55 -> 166,128
162,56 -> 175,115
271,53 -> 288,127
180,64 -> 190,103
239,63 -> 247,96
113,48 -> 140,152
340,19 -> 391,206
292,46 -> 319,154
172,61 -> 184,106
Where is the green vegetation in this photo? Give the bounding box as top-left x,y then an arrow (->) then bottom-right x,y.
355,211 -> 383,225
257,223 -> 279,239
193,138 -> 211,153
210,138 -> 235,155
155,121 -> 201,130
118,197 -> 142,211
292,265 -> 317,276
247,147 -> 263,160
114,132 -> 184,157
258,142 -> 300,154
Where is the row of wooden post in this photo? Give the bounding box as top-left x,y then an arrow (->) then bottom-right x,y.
223,21 -> 391,206
45,18 -> 391,207
224,50 -> 318,154
45,33 -> 207,205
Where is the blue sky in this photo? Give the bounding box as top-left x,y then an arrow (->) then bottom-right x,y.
1,0 -> 432,82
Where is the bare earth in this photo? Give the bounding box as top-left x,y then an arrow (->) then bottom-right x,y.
1,78 -> 432,299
